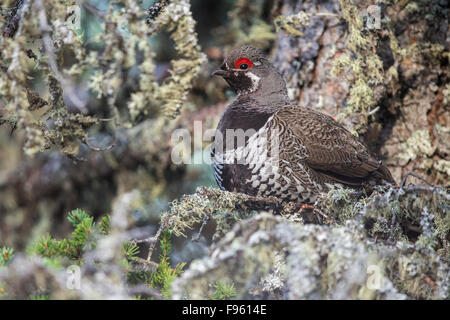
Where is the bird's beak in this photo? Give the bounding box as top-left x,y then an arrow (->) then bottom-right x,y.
211,69 -> 229,77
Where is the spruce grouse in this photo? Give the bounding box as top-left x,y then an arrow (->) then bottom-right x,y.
211,45 -> 394,204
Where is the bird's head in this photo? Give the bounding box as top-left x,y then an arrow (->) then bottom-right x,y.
212,45 -> 286,97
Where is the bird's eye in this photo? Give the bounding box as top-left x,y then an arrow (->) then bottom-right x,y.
234,58 -> 254,70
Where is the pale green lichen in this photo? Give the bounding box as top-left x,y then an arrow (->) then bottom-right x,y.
0,0 -> 205,157
443,84 -> 450,106
330,53 -> 352,78
1,1 -> 41,156
433,159 -> 450,177
347,79 -> 376,113
239,20 -> 276,48
318,184 -> 367,224
149,0 -> 206,119
172,212 -> 449,299
166,181 -> 449,299
163,185 -> 303,241
333,0 -> 388,133
87,0 -> 206,121
274,11 -> 310,37
361,186 -> 449,259
164,187 -> 261,239
0,1 -> 105,156
398,129 -> 436,164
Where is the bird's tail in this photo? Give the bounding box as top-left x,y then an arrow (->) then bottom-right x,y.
375,163 -> 396,184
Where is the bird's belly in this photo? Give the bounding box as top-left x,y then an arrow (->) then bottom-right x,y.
213,132 -> 321,204
242,160 -> 319,203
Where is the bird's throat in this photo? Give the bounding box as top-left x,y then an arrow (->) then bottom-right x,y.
236,71 -> 290,111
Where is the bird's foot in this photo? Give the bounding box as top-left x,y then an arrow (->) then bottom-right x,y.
298,203 -> 315,212
297,203 -> 317,223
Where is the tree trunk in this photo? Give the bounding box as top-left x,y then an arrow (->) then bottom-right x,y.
272,0 -> 449,186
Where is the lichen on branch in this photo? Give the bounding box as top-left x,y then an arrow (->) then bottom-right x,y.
170,185 -> 449,300
0,0 -> 205,157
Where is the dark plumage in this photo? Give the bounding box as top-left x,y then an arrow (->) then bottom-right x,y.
211,45 -> 394,204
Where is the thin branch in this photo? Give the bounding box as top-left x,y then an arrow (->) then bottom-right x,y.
400,171 -> 434,188
77,0 -> 106,19
191,214 -> 210,242
315,12 -> 339,17
197,186 -> 287,213
83,135 -> 116,152
35,0 -> 88,114
132,257 -> 159,272
131,211 -> 173,264
367,106 -> 380,116
146,212 -> 172,262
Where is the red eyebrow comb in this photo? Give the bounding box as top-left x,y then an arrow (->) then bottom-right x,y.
234,58 -> 254,69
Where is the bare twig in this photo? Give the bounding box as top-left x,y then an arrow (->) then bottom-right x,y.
191,214 -> 210,242
132,257 -> 159,272
146,212 -> 172,262
315,12 -> 339,17
368,106 -> 380,116
400,171 -> 434,188
84,135 -> 116,152
131,211 -> 173,264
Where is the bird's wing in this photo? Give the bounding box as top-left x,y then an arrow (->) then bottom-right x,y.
269,106 -> 390,185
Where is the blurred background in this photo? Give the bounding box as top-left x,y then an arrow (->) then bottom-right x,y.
0,0 -> 448,267
0,0 -> 279,263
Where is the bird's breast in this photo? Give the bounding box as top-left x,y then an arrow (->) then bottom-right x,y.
211,118 -> 321,203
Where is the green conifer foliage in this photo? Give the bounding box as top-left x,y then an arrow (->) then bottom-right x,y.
20,209 -> 187,299
149,230 -> 186,299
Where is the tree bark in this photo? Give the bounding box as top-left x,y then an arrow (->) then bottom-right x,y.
272,0 -> 449,185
